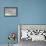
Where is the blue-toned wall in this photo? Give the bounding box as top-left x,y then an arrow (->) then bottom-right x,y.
0,0 -> 46,44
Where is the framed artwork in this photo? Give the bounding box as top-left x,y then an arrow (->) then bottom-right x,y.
18,24 -> 46,42
4,7 -> 18,17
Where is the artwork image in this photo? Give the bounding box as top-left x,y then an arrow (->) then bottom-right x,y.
18,24 -> 46,41
4,7 -> 18,16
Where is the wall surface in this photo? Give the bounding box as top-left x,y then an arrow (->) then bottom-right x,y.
0,0 -> 46,45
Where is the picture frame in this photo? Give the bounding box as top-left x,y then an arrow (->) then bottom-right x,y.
4,7 -> 18,17
18,24 -> 46,42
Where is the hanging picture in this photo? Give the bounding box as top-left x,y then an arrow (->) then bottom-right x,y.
4,7 -> 18,16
